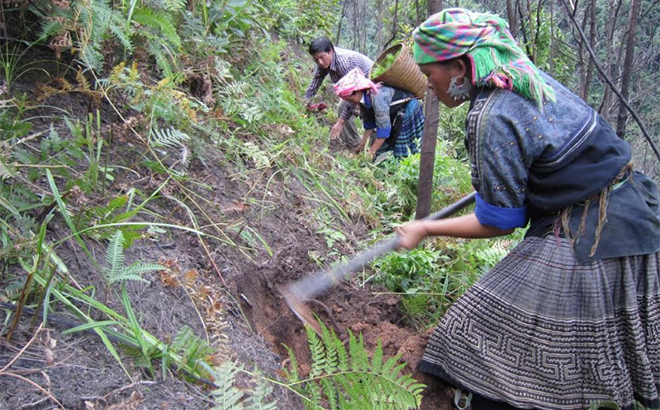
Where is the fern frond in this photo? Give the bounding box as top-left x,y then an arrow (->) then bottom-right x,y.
0,158 -> 14,180
168,326 -> 214,371
151,127 -> 190,149
245,368 -> 277,410
75,68 -> 91,91
282,345 -> 300,382
38,20 -> 64,42
336,335 -> 349,373
92,0 -> 132,51
349,331 -> 369,373
208,361 -> 245,410
172,326 -> 195,352
77,42 -> 104,72
218,81 -> 249,97
307,325 -> 325,378
321,323 -> 338,374
286,320 -> 425,410
105,230 -> 126,284
132,7 -> 182,47
163,0 -> 186,12
110,271 -> 149,284
106,21 -> 134,52
124,262 -> 164,278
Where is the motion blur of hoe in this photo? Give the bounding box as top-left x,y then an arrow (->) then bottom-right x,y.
1,1 -> 659,410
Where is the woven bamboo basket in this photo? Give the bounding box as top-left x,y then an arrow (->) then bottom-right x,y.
370,44 -> 426,99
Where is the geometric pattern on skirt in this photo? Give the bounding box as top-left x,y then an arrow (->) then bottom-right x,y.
420,235 -> 660,410
393,99 -> 424,158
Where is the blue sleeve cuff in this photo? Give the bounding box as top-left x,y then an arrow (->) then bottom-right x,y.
475,192 -> 528,230
375,127 -> 391,139
363,121 -> 376,130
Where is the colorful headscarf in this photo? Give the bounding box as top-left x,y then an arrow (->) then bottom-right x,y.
413,8 -> 555,105
333,68 -> 380,99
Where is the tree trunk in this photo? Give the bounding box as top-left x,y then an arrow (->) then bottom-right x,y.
576,2 -> 590,99
415,0 -> 443,220
581,0 -> 596,101
549,0 -> 555,72
361,0 -> 367,53
518,2 -> 532,57
335,0 -> 349,46
599,0 -> 622,119
383,0 -> 400,50
376,0 -> 383,50
352,0 -> 357,50
526,0 -> 536,62
616,0 -> 642,137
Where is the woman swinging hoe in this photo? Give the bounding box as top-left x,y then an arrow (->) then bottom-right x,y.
396,8 -> 660,410
333,68 -> 424,161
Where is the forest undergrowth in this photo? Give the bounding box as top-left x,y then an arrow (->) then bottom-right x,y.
2,0 -> 655,409
0,2 -> 518,408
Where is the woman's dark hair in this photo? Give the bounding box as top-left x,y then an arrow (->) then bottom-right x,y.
309,37 -> 334,55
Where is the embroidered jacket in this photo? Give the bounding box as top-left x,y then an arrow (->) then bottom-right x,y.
466,73 -> 660,261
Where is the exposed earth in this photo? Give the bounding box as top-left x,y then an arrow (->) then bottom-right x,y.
0,46 -> 454,410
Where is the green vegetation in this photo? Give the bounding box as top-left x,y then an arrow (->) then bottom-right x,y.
2,0 -> 655,408
284,322 -> 424,410
371,49 -> 399,79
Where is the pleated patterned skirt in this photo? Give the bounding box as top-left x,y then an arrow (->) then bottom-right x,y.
393,99 -> 424,158
420,235 -> 660,410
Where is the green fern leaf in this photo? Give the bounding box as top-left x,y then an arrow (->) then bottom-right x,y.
105,230 -> 126,284
0,158 -> 14,180
288,320 -> 425,410
307,325 -> 325,378
245,369 -> 277,410
321,323 -> 338,374
110,272 -> 149,283
320,378 -> 338,410
336,335 -> 349,373
371,341 -> 383,374
124,262 -> 164,278
77,41 -> 104,72
349,332 -> 369,373
209,361 -> 245,410
172,326 -> 194,351
147,40 -> 175,77
37,20 -> 63,42
132,7 -> 182,47
163,0 -> 186,12
282,344 -> 300,382
151,127 -> 190,149
107,21 -> 134,52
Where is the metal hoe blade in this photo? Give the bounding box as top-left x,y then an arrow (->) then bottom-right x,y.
278,284 -> 322,335
279,192 -> 477,332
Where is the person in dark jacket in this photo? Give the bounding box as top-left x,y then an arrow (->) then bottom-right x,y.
397,8 -> 660,410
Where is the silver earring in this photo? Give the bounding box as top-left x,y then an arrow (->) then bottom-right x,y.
448,76 -> 470,100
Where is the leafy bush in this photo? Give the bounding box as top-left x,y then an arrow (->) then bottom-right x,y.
267,0 -> 340,44
373,247 -> 447,293
373,228 -> 526,327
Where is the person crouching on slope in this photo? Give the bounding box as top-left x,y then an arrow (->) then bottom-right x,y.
334,68 -> 424,162
304,37 -> 373,149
